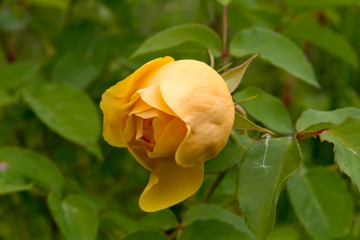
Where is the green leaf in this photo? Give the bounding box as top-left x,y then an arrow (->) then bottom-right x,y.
184,204 -> 256,239
137,209 -> 178,231
230,27 -> 319,87
27,0 -> 70,10
57,21 -> 99,54
122,230 -> 167,240
283,17 -> 358,68
237,137 -> 302,240
223,54 -> 258,93
296,107 -> 360,133
0,178 -> 32,195
0,62 -> 39,90
52,52 -> 101,89
205,131 -> 253,173
0,45 -> 5,63
217,0 -> 232,6
100,212 -> 137,234
285,0 -> 360,11
0,7 -> 30,32
296,122 -> 334,140
287,167 -> 353,239
48,192 -> 99,240
234,87 -> 295,134
238,0 -> 258,8
131,24 -> 222,58
0,147 -> 64,195
179,220 -> 251,240
23,82 -> 102,159
320,117 -> 360,190
0,89 -> 15,108
233,111 -> 275,134
267,225 -> 301,240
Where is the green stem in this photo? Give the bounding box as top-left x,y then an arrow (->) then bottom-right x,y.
63,0 -> 74,27
29,185 -> 47,197
202,171 -> 227,203
168,223 -> 184,240
222,4 -> 229,66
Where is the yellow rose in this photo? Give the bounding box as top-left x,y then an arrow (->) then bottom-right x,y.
100,57 -> 234,212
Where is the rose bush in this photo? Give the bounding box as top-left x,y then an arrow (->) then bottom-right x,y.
100,56 -> 234,212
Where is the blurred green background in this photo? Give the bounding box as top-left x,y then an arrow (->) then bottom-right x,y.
0,0 -> 359,239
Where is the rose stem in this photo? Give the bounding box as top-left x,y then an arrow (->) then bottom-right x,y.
202,171 -> 227,203
222,4 -> 229,66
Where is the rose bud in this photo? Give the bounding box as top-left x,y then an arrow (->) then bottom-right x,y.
100,56 -> 234,212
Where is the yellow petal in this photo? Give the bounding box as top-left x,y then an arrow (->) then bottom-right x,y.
152,113 -> 174,142
135,116 -> 143,140
127,107 -> 175,170
150,117 -> 187,158
123,115 -> 135,142
128,144 -> 153,171
101,93 -> 139,148
139,160 -> 204,212
131,109 -> 186,163
133,108 -> 165,144
100,57 -> 174,147
157,60 -> 235,167
137,77 -> 176,116
129,98 -> 152,116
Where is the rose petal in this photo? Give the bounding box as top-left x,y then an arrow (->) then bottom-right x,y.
132,110 -> 186,160
137,78 -> 176,116
133,108 -> 174,141
152,113 -> 174,142
158,60 -> 235,167
129,98 -> 152,115
135,116 -> 144,140
100,57 -> 174,147
128,144 -> 153,171
101,93 -> 139,147
139,160 -> 204,212
127,107 -> 176,169
149,117 -> 187,158
123,115 -> 135,142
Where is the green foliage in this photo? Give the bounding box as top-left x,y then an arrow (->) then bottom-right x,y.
283,17 -> 359,68
0,61 -> 39,90
131,24 -> 222,58
52,52 -> 101,89
223,54 -> 258,93
183,204 -> 255,239
285,0 -> 360,11
296,107 -> 360,132
48,192 -> 99,240
23,81 -> 102,159
136,209 -> 178,231
27,0 -> 70,10
233,111 -> 275,134
100,212 -> 137,236
179,220 -> 250,240
121,230 -> 168,240
234,87 -> 295,134
320,117 -> 360,190
267,225 -> 301,240
0,147 -> 64,196
230,27 -> 319,87
287,167 -> 353,239
0,6 -> 30,32
0,88 -> 14,107
237,137 -> 302,240
1,0 -> 360,239
205,131 -> 253,173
